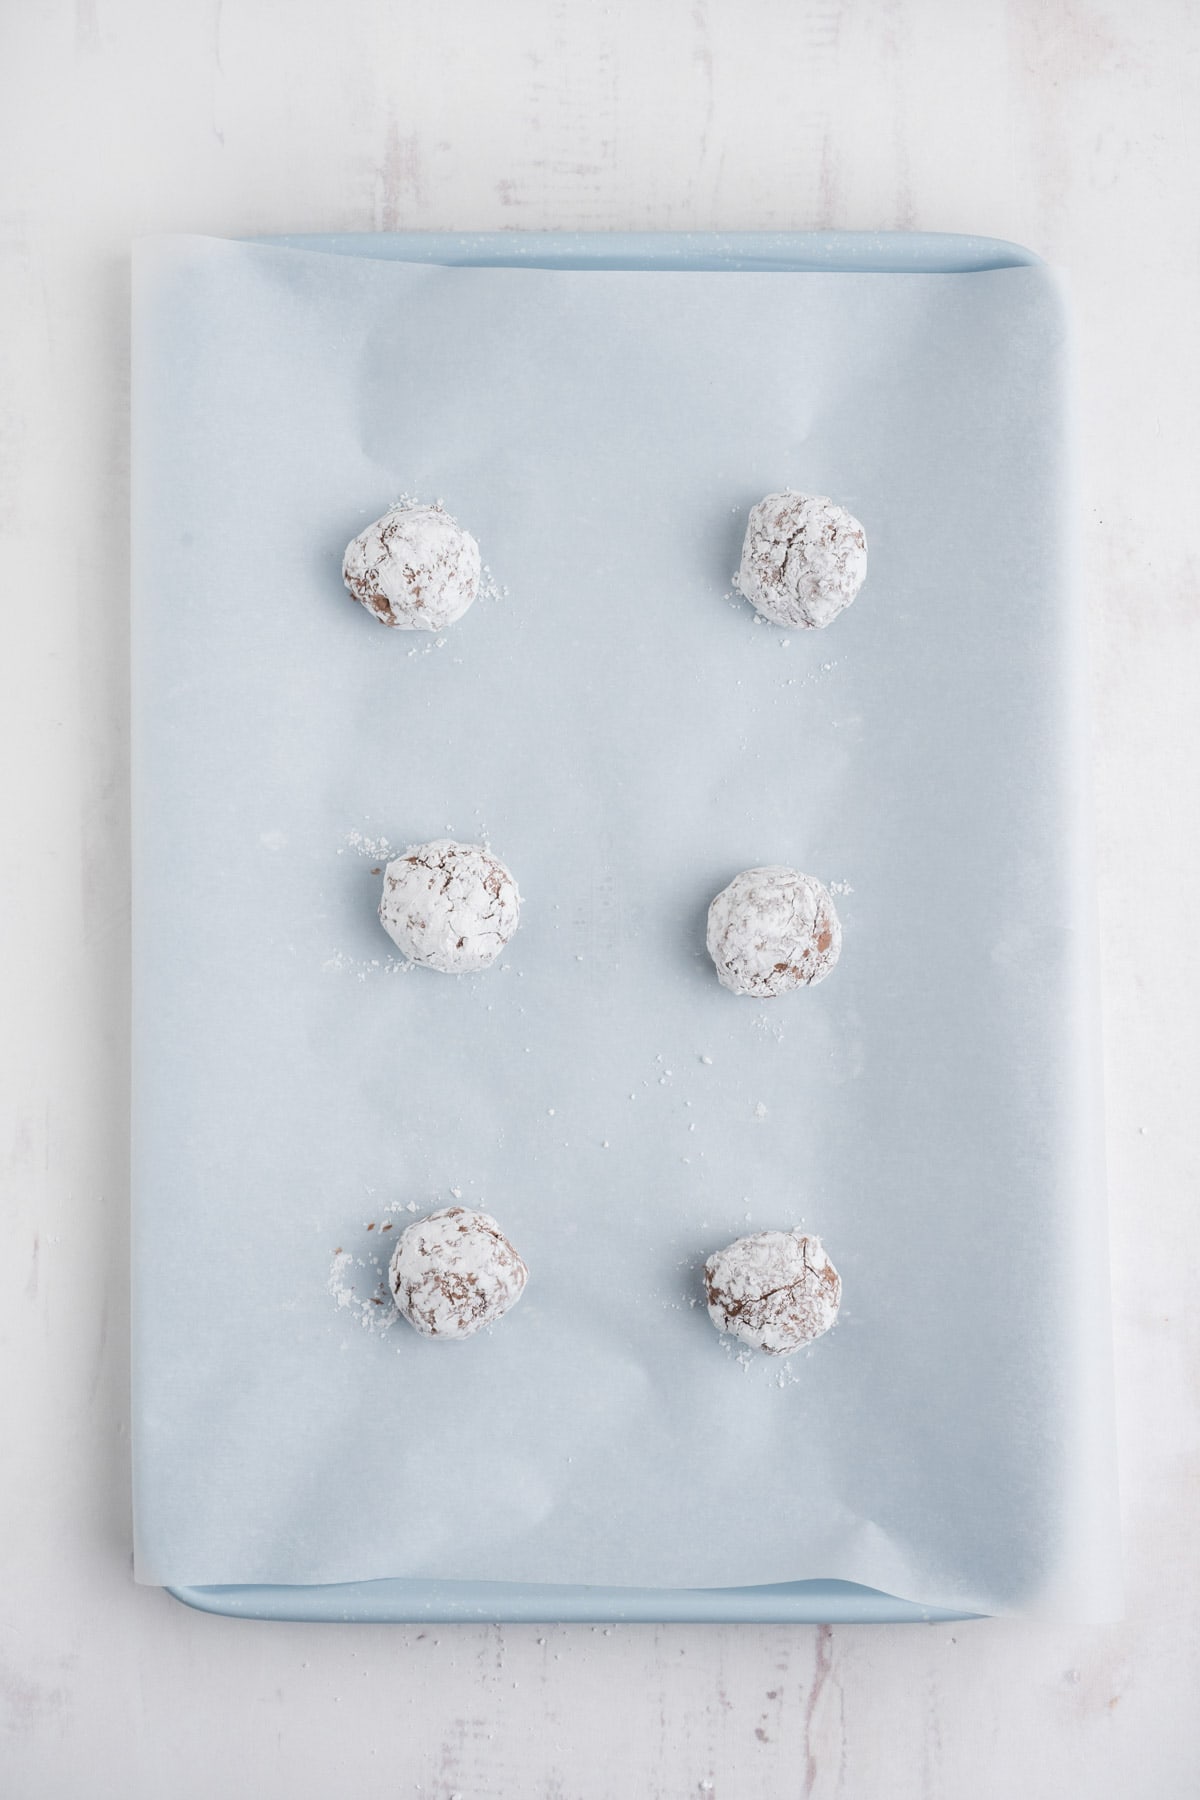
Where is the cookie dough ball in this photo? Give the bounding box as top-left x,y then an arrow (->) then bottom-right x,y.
389,1207 -> 528,1340
706,866 -> 841,997
379,840 -> 520,974
342,500 -> 481,630
737,492 -> 866,629
705,1230 -> 841,1355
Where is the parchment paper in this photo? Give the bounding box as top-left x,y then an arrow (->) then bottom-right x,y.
131,235 -> 1120,1618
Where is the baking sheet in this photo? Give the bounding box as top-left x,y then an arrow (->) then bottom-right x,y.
132,235 -> 1120,1618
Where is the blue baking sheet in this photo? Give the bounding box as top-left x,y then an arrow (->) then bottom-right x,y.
133,229 -> 1112,1625
256,228 -> 1040,274
172,1574 -> 969,1625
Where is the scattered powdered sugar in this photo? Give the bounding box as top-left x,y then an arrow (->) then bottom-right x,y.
327,1242 -> 399,1337
779,657 -> 840,694
717,1331 -> 813,1386
321,948 -> 413,981
338,828 -> 395,860
325,826 -> 419,977
478,561 -> 508,604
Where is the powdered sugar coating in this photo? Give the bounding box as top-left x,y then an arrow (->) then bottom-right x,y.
389,1207 -> 528,1340
706,866 -> 841,997
379,840 -> 520,974
736,492 -> 867,629
342,500 -> 481,630
705,1230 -> 841,1355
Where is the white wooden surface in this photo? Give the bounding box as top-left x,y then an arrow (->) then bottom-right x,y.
2,2 -> 1198,1793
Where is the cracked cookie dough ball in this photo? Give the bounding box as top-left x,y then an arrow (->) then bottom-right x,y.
705,1230 -> 841,1355
737,491 -> 866,629
342,500 -> 481,630
389,1207 -> 528,1340
706,866 -> 841,997
379,840 -> 520,974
